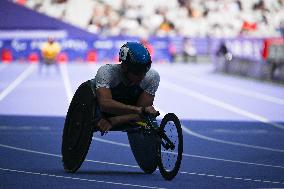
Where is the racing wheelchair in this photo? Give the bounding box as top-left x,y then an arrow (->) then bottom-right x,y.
61,80 -> 183,180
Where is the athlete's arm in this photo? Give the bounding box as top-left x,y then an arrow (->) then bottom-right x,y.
136,91 -> 158,115
96,87 -> 143,115
137,91 -> 154,106
97,90 -> 158,132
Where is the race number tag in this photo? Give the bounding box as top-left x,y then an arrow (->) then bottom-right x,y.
120,46 -> 129,61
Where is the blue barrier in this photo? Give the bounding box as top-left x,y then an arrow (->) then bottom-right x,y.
0,35 -> 267,63
0,37 -> 173,62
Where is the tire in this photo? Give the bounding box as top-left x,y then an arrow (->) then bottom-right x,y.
157,113 -> 183,180
127,131 -> 158,174
61,81 -> 96,173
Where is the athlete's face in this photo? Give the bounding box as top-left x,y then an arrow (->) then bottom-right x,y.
122,63 -> 146,85
126,71 -> 146,85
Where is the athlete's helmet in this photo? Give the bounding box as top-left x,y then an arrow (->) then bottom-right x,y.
119,42 -> 152,74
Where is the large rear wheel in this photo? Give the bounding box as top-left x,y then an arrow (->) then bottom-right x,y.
127,131 -> 159,174
61,81 -> 96,173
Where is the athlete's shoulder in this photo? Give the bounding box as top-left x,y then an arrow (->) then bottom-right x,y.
145,68 -> 160,81
141,68 -> 160,87
140,68 -> 160,96
97,64 -> 121,73
95,64 -> 122,88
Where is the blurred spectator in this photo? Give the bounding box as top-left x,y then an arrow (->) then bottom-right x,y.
18,0 -> 284,38
168,42 -> 177,63
252,0 -> 268,12
40,37 -> 61,74
182,38 -> 197,63
156,16 -> 175,36
236,0 -> 242,11
216,41 -> 233,72
15,0 -> 26,5
216,42 -> 229,57
240,21 -> 257,35
279,21 -> 284,37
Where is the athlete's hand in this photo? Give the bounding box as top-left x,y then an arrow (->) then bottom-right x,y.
97,118 -> 112,134
141,106 -> 160,117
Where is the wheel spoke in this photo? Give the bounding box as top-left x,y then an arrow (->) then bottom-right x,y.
157,113 -> 183,180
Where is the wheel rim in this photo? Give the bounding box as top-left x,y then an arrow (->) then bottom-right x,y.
160,120 -> 179,172
158,113 -> 183,180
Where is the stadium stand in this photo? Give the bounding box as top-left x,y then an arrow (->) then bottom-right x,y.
14,0 -> 284,38
2,0 -> 284,82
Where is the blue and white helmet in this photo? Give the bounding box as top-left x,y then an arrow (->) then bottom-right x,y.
119,42 -> 152,74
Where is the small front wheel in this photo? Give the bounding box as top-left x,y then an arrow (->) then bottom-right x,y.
157,113 -> 183,180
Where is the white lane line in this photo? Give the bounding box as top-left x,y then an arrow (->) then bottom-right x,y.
0,64 -> 35,101
224,176 -> 232,179
59,64 -> 73,103
61,64 -> 100,104
244,178 -> 252,181
155,109 -> 284,153
160,80 -> 284,130
0,143 -> 61,157
213,129 -> 268,134
2,139 -> 284,171
0,126 -> 51,131
1,143 -> 284,186
161,71 -> 284,105
0,167 -> 166,189
180,171 -> 284,185
93,137 -> 130,147
181,125 -> 284,153
92,137 -> 284,169
184,154 -> 284,169
0,64 -> 8,72
0,143 -> 139,168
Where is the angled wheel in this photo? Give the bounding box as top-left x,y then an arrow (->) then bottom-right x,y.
61,81 -> 96,173
127,131 -> 159,174
157,113 -> 183,180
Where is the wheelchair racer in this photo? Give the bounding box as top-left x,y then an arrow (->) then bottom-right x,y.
92,42 -> 160,133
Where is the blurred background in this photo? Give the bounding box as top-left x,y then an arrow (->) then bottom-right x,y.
0,0 -> 284,82
1,1 -> 284,188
